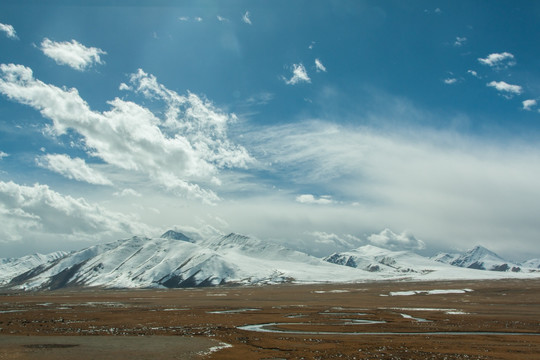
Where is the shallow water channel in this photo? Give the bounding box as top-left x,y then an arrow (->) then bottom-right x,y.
238,322 -> 540,336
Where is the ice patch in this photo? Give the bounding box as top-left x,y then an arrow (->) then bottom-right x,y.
207,308 -> 260,314
400,313 -> 431,322
313,290 -> 350,294
387,289 -> 474,296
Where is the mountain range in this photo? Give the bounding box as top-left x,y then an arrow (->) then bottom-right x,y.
1,231 -> 539,291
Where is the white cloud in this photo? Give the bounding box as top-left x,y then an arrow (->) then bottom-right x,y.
296,194 -> 333,205
113,188 -> 141,197
444,78 -> 457,85
36,153 -> 113,186
367,229 -> 425,251
283,63 -> 311,85
119,82 -> 131,91
0,151 -> 8,159
0,64 -> 252,203
242,11 -> 252,25
243,119 -> 540,259
178,17 -> 189,21
487,80 -> 523,97
522,99 -> 537,111
217,15 -> 229,22
478,52 -> 516,69
40,38 -> 106,71
315,58 -> 327,72
194,17 -> 203,22
0,180 -> 148,242
467,70 -> 480,78
0,23 -> 17,39
454,36 -> 467,47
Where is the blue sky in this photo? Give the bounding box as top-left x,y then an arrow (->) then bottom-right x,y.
1,0 -> 540,260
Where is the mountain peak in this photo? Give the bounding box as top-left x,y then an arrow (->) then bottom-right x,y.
467,245 -> 502,260
160,230 -> 192,242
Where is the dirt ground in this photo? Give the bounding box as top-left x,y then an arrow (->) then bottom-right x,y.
0,278 -> 539,359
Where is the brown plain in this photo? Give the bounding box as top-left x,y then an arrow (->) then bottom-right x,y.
0,279 -> 539,359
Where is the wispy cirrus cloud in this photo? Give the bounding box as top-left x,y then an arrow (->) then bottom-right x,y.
453,36 -> 467,47
244,119 -> 540,258
478,52 -> 516,69
40,38 -> 106,71
487,80 -> 523,98
0,64 -> 252,203
242,11 -> 252,25
283,63 -> 311,85
36,154 -> 113,186
315,58 -> 327,72
0,23 -> 17,39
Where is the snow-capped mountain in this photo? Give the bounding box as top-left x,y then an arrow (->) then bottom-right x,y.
521,258 -> 540,269
323,245 -> 499,277
0,251 -> 69,286
432,246 -> 522,272
4,231 -> 379,291
3,232 -> 540,291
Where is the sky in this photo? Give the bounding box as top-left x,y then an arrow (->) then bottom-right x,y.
1,0 -> 540,261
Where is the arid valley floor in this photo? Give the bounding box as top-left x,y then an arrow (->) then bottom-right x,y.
0,279 -> 539,359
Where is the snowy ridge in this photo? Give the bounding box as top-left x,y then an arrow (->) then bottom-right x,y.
5,232 -> 379,290
0,251 -> 68,285
432,246 -> 522,272
3,232 -> 540,291
323,245 -> 511,279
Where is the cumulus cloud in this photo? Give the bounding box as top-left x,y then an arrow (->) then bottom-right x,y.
487,80 -> 523,97
467,70 -> 480,78
0,23 -> 17,39
0,180 -> 147,242
367,229 -> 425,251
522,99 -> 537,111
36,154 -> 113,186
242,11 -> 252,25
444,78 -> 457,85
0,64 -> 251,203
0,151 -> 8,159
283,63 -> 311,85
217,15 -> 229,22
315,58 -> 327,72
478,52 -> 516,69
40,38 -> 106,71
296,194 -> 333,205
119,82 -> 131,91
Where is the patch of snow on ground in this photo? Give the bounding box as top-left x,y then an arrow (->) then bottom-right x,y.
388,289 -> 474,296
198,341 -> 233,356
